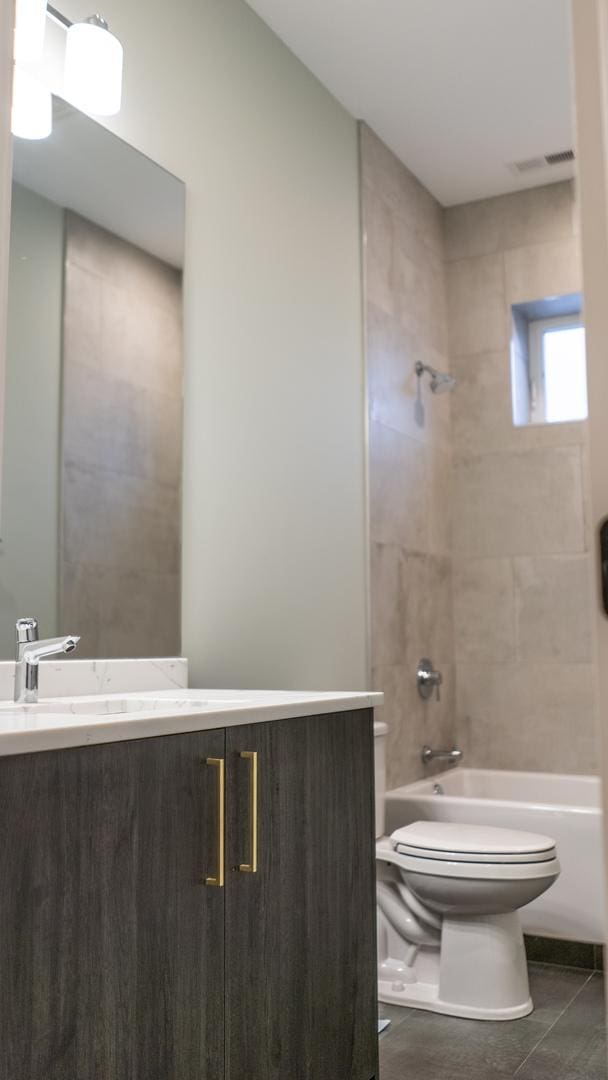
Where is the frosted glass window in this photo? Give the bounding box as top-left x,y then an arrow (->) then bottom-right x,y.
543,326 -> 587,423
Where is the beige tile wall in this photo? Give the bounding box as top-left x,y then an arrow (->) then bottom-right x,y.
445,181 -> 599,774
363,125 -> 599,780
361,125 -> 456,788
61,214 -> 183,658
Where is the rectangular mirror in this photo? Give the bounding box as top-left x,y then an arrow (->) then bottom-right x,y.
3,96 -> 185,659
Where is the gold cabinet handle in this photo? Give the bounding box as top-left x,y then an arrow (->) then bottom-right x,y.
238,750 -> 258,874
204,757 -> 225,887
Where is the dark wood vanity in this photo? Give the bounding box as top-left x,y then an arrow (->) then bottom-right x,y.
0,708 -> 378,1080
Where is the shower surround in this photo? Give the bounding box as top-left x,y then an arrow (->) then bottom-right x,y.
361,123 -> 599,786
362,124 -> 455,789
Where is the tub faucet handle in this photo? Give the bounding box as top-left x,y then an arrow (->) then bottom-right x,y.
417,657 -> 442,702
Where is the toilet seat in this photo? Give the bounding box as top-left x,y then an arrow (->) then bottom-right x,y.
391,821 -> 557,864
394,844 -> 557,864
391,849 -> 561,880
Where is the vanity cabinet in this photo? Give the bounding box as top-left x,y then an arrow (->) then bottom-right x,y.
0,726 -> 226,1080
0,709 -> 378,1080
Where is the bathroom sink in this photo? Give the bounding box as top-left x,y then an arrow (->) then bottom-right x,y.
0,696 -> 252,716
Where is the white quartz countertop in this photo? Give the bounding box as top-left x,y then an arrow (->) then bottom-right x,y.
0,688 -> 383,757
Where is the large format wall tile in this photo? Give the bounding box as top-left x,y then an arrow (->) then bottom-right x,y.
373,661 -> 456,789
361,125 -> 421,226
448,180 -> 597,776
453,557 -> 515,662
456,661 -> 598,774
370,543 -> 406,667
62,560 -> 180,660
514,555 -> 593,663
369,420 -> 428,549
395,238 -> 447,353
452,446 -> 586,557
452,348 -> 586,456
61,214 -> 182,656
364,186 -> 395,317
362,124 -> 455,786
61,560 -> 102,657
365,137 -> 597,781
504,236 -> 581,306
427,443 -> 453,556
63,262 -> 102,370
444,181 -> 575,262
101,279 -> 182,395
361,125 -> 444,263
66,211 -> 181,313
446,253 -> 508,356
366,302 -> 450,449
97,568 -> 180,658
366,143 -> 596,781
451,350 -> 512,454
403,552 -> 453,670
501,182 -> 576,252
63,360 -> 182,486
63,463 -> 180,575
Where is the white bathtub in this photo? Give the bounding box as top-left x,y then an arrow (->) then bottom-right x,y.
384,768 -> 606,944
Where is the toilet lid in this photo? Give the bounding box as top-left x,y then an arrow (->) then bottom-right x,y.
391,821 -> 557,864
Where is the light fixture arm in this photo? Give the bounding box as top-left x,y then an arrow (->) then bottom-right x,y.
85,13 -> 109,30
46,6 -> 113,32
45,3 -> 72,29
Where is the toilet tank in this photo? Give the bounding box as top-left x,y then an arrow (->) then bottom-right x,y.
374,720 -> 388,839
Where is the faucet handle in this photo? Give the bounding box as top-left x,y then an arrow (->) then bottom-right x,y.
417,657 -> 443,702
15,617 -> 38,650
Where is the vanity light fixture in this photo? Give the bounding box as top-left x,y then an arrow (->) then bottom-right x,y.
63,13 -> 123,117
11,0 -> 50,138
12,5 -> 124,140
14,0 -> 47,62
11,66 -> 52,139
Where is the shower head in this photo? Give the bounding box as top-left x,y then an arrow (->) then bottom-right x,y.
431,370 -> 457,394
415,360 -> 456,395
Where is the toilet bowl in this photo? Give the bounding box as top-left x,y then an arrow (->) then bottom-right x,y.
373,724 -> 560,1020
376,823 -> 560,1020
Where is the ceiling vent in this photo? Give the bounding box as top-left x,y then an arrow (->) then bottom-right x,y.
509,149 -> 575,175
544,149 -> 575,165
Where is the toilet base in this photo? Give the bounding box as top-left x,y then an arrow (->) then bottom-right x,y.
378,910 -> 534,1021
378,980 -> 532,1021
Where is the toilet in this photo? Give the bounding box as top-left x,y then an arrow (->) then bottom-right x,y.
374,722 -> 560,1021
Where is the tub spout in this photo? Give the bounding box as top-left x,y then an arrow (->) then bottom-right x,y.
422,746 -> 462,766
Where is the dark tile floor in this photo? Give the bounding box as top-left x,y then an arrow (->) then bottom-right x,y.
379,963 -> 607,1080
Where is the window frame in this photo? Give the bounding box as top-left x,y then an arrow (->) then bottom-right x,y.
528,312 -> 587,424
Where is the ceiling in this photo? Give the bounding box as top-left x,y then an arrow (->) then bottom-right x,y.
244,0 -> 576,206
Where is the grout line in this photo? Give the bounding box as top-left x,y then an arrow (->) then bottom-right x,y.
512,971 -> 594,1077
511,554 -> 519,663
379,1007 -> 420,1044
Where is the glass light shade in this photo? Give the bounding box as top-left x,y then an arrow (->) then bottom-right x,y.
13,0 -> 47,63
11,67 -> 52,139
64,20 -> 123,116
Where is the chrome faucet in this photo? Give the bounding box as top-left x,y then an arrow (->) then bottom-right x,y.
14,618 -> 80,704
421,746 -> 462,766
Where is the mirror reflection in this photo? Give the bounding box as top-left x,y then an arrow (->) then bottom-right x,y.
2,96 -> 185,659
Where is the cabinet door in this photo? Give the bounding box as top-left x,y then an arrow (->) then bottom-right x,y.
0,729 -> 225,1080
225,709 -> 378,1080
